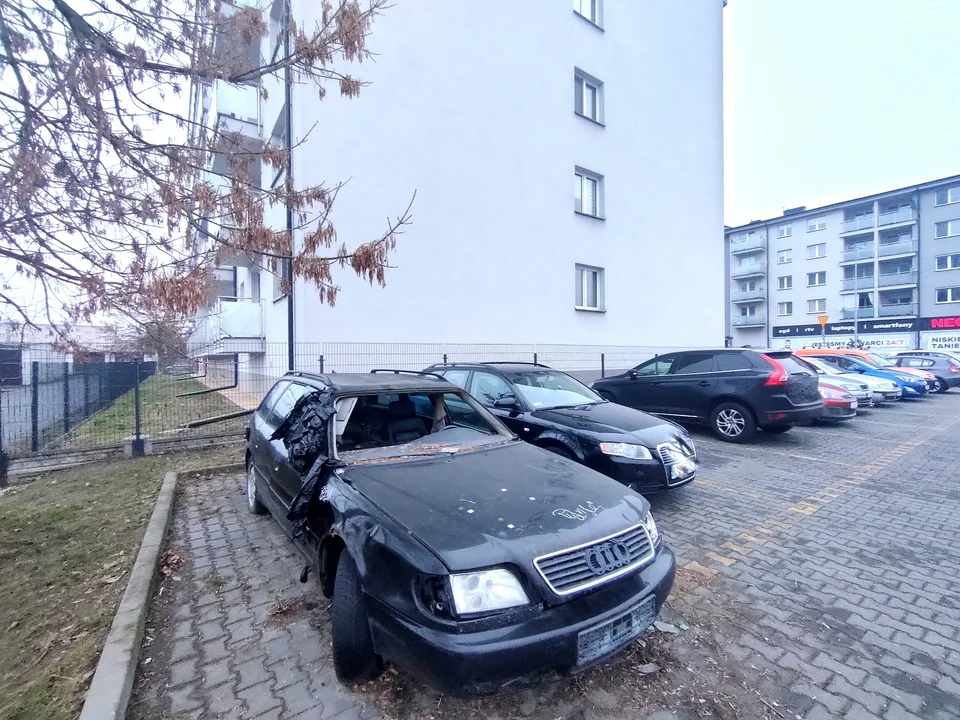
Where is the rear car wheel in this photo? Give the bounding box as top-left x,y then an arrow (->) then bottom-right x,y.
762,424 -> 794,434
933,377 -> 947,394
710,402 -> 756,443
331,554 -> 383,684
246,463 -> 267,515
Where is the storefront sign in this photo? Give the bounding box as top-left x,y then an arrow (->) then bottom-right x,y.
921,332 -> 960,350
770,333 -> 916,351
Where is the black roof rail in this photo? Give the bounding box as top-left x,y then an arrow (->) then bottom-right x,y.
370,369 -> 447,381
481,361 -> 552,368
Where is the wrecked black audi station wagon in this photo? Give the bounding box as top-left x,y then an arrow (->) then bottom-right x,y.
245,370 -> 676,695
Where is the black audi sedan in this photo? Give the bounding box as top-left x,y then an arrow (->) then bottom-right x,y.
423,362 -> 697,493
246,371 -> 675,695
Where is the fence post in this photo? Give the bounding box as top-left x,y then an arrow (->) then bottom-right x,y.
30,362 -> 39,452
132,360 -> 144,457
63,361 -> 71,434
319,355 -> 324,373
443,353 -> 448,364
601,353 -> 605,379
83,365 -> 90,417
533,352 -> 538,366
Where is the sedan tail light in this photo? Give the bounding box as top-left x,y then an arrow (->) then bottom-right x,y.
950,366 -> 960,374
760,354 -> 789,386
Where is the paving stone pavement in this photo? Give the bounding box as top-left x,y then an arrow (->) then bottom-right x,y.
130,395 -> 960,720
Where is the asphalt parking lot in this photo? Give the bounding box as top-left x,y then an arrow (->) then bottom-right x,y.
130,395 -> 960,720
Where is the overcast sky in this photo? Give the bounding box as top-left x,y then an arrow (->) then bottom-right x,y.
724,0 -> 960,227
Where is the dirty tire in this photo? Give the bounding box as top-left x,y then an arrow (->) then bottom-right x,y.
246,463 -> 267,515
332,553 -> 383,684
709,401 -> 756,443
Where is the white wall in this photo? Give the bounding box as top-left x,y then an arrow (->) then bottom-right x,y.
277,0 -> 724,347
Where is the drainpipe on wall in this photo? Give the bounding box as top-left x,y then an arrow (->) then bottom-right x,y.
915,191 -> 922,350
284,0 -> 295,372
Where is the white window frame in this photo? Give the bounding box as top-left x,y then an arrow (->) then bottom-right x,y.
935,187 -> 960,206
574,69 -> 603,124
738,280 -> 758,292
807,243 -> 827,259
806,271 -> 827,287
935,253 -> 960,271
575,264 -> 604,311
806,216 -> 827,232
777,224 -> 793,238
807,298 -> 827,314
777,275 -> 792,290
935,220 -> 960,238
575,168 -> 604,218
573,0 -> 602,27
777,249 -> 792,264
777,301 -> 793,317
936,286 -> 960,304
739,305 -> 757,317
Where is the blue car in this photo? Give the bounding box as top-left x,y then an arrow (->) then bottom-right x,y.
811,355 -> 927,398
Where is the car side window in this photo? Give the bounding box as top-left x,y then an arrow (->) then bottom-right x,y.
634,355 -> 676,376
716,353 -> 753,371
671,353 -> 717,374
266,383 -> 313,429
258,381 -> 289,420
468,372 -> 514,404
439,369 -> 470,389
443,393 -> 489,431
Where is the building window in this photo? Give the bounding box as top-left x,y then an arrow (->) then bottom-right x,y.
807,298 -> 827,314
806,217 -> 827,232
807,243 -> 827,259
936,287 -> 960,304
740,305 -> 757,317
936,253 -> 960,271
732,231 -> 755,244
777,224 -> 793,238
574,70 -> 603,124
807,271 -> 826,287
935,187 -> 960,206
573,0 -> 602,26
777,249 -> 792,264
935,220 -> 960,238
777,275 -> 792,290
738,280 -> 759,292
575,264 -> 604,310
575,168 -> 603,218
778,302 -> 793,316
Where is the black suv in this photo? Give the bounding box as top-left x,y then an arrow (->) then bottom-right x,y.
591,349 -> 822,442
423,362 -> 697,493
245,371 -> 675,695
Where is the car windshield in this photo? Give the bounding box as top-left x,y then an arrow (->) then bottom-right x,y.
866,353 -> 895,367
507,370 -> 603,409
335,390 -> 514,463
805,357 -> 840,375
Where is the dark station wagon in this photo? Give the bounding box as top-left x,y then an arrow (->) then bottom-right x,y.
245,371 -> 676,695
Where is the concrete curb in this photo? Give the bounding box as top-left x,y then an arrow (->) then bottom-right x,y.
78,471 -> 178,720
177,461 -> 245,479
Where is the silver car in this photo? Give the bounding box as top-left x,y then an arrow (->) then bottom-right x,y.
801,356 -> 902,404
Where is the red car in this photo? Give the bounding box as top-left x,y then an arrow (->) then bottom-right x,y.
818,381 -> 858,422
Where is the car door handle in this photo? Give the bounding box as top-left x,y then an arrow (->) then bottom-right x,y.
652,381 -> 664,386
698,381 -> 711,386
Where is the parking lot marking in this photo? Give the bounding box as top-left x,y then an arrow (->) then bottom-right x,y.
853,419 -> 939,429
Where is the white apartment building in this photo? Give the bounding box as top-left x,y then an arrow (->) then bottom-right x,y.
190,1 -> 726,378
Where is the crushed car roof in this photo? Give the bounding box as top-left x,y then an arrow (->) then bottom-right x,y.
283,370 -> 457,395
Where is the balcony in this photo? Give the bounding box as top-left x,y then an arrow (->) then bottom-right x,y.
213,80 -> 261,135
188,297 -> 265,356
730,236 -> 767,255
841,276 -> 875,292
841,216 -> 875,234
878,207 -> 916,227
731,264 -> 766,279
733,314 -> 766,327
877,239 -> 918,258
731,288 -> 766,303
878,270 -> 918,287
878,302 -> 918,318
841,308 -> 877,320
841,245 -> 875,262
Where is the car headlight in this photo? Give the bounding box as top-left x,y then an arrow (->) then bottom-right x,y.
643,511 -> 660,546
449,568 -> 529,615
820,387 -> 845,400
600,442 -> 653,460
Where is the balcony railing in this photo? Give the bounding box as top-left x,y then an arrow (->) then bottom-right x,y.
878,207 -> 916,227
877,239 -> 918,257
841,276 -> 874,292
731,288 -> 766,302
878,302 -> 918,317
878,270 -> 918,287
730,236 -> 767,255
842,216 -> 875,233
841,308 -> 876,320
732,314 -> 766,327
731,264 -> 766,278
188,297 -> 265,348
841,245 -> 875,262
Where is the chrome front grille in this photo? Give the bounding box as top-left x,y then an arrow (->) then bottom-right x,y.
533,524 -> 655,596
657,438 -> 696,465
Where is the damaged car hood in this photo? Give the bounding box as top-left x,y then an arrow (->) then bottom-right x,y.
342,440 -> 649,573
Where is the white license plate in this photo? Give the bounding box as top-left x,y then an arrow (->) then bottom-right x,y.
851,400 -> 858,409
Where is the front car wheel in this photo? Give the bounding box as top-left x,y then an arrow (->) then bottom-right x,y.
331,554 -> 384,684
